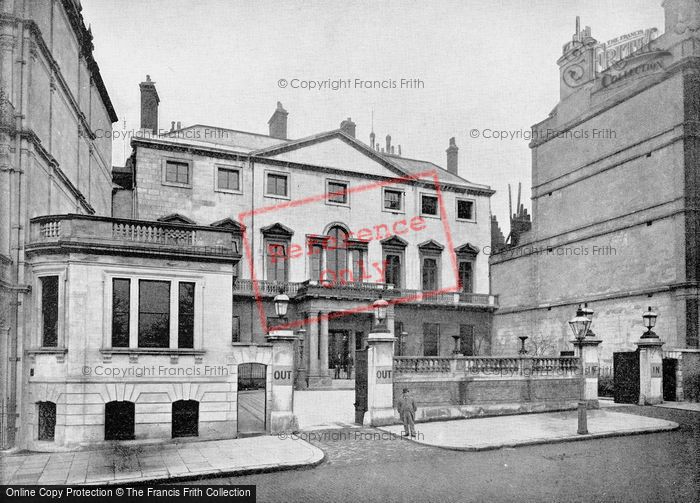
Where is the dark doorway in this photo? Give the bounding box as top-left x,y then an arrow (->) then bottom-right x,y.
613,351 -> 640,404
105,401 -> 135,440
330,330 -> 351,379
662,358 -> 678,402
354,349 -> 368,424
172,400 -> 199,438
238,363 -> 266,435
37,401 -> 56,441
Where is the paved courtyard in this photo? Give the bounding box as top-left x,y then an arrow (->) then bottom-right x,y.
294,390 -> 357,430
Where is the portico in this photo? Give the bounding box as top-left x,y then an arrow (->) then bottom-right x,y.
296,298 -> 396,389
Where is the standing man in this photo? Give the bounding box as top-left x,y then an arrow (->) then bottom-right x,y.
396,388 -> 417,437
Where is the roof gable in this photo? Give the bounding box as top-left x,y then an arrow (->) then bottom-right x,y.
255,131 -> 406,178
157,213 -> 196,225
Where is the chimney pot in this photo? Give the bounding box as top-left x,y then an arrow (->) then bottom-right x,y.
176,121 -> 181,130
446,137 -> 459,175
386,134 -> 391,153
139,75 -> 159,134
268,101 -> 288,139
340,117 -> 356,138
170,121 -> 175,132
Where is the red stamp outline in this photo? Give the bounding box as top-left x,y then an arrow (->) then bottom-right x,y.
238,169 -> 460,333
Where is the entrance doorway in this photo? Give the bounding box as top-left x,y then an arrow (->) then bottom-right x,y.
613,351 -> 640,404
329,330 -> 351,379
237,363 -> 267,435
105,401 -> 135,440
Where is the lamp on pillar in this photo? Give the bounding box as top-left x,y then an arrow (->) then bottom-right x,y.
273,289 -> 290,319
373,297 -> 389,332
641,306 -> 658,338
582,303 -> 596,337
568,304 -> 592,435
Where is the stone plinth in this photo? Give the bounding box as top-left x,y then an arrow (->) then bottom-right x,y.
267,330 -> 300,433
636,336 -> 664,405
363,329 -> 396,427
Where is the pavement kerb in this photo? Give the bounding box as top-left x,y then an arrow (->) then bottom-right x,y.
381,421 -> 680,452
86,446 -> 326,486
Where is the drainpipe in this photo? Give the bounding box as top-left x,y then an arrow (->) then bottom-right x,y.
248,154 -> 255,342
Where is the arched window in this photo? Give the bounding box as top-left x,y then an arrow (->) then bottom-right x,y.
37,401 -> 56,441
325,226 -> 349,284
172,400 -> 199,438
105,401 -> 135,440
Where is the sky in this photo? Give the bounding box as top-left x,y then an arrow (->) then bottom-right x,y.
81,0 -> 663,232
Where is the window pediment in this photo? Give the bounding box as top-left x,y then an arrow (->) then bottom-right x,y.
418,239 -> 444,253
210,217 -> 246,232
455,242 -> 480,257
380,235 -> 408,248
158,213 -> 196,225
261,222 -> 294,238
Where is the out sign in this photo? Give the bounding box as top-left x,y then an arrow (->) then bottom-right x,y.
376,367 -> 392,384
273,367 -> 293,384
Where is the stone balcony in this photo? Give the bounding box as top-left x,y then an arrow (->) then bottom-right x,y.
232,278 -> 498,308
27,214 -> 242,262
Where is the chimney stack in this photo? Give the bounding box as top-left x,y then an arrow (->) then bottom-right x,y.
340,117 -> 356,137
369,131 -> 376,149
385,134 -> 391,153
268,101 -> 288,139
139,75 -> 159,134
446,137 -> 458,175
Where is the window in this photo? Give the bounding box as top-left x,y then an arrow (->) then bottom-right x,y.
138,280 -> 170,348
384,254 -> 402,288
178,282 -> 195,349
232,315 -> 240,343
383,189 -> 403,211
423,323 -> 439,356
112,279 -> 130,348
421,195 -> 438,216
172,400 -> 199,438
309,241 -> 323,282
266,173 -> 289,197
105,401 -> 135,440
217,167 -> 240,192
394,321 -> 404,356
165,160 -> 190,185
325,226 -> 349,284
351,249 -> 366,283
458,261 -> 473,293
41,276 -> 59,347
422,257 -> 439,291
265,241 -> 288,282
327,181 -> 348,204
457,199 -> 475,221
37,402 -> 56,441
460,324 -> 475,356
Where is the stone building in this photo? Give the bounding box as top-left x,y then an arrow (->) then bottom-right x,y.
116,80 -> 498,390
0,0 -> 117,449
490,0 -> 699,367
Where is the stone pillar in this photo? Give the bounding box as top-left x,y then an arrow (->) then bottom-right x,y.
636,337 -> 664,405
571,337 -> 603,408
363,326 -> 396,427
320,312 -> 330,379
266,330 -> 299,433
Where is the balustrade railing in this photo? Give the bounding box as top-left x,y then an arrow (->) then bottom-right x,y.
233,279 -> 302,297
112,222 -> 195,246
394,356 -> 581,376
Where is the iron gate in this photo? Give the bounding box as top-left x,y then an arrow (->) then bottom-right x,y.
613,351 -> 640,404
662,358 -> 677,402
354,349 -> 368,424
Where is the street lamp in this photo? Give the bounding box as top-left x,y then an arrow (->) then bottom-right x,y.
568,304 -> 592,342
518,336 -> 529,355
582,303 -> 596,338
273,289 -> 290,319
641,306 -> 658,338
568,304 -> 592,435
373,297 -> 389,331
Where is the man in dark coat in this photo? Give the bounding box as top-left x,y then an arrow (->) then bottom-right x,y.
396,388 -> 417,437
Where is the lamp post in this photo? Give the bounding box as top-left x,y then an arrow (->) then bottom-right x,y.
569,304 -> 592,434
641,306 -> 658,338
518,336 -> 529,355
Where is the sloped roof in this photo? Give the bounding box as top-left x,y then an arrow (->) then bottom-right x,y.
164,124 -> 288,152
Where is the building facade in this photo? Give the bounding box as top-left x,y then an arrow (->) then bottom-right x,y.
0,0 -> 117,449
117,81 -> 497,390
490,0 -> 700,367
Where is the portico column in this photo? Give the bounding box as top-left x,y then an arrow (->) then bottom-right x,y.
320,311 -> 330,378
308,312 -> 319,377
